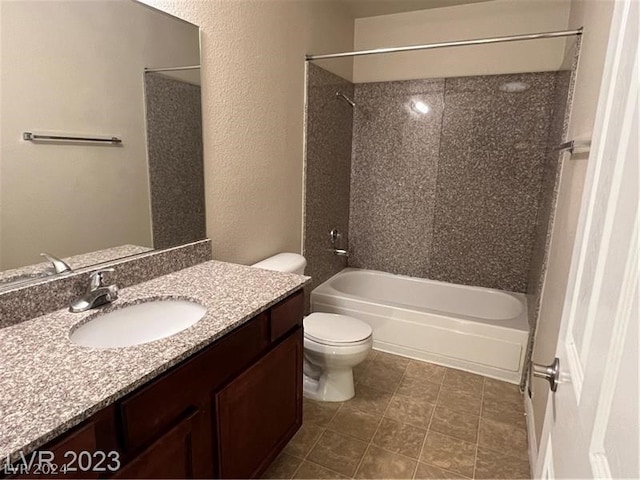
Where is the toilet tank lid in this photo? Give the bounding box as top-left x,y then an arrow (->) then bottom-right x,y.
304,312 -> 372,344
252,253 -> 306,273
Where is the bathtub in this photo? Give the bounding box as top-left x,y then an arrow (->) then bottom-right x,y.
310,268 -> 529,384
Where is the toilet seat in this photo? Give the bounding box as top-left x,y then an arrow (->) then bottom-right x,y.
304,312 -> 372,347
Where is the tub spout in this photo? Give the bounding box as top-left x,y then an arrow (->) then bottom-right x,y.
333,249 -> 349,257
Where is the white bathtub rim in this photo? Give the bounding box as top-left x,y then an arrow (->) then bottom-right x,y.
314,267 -> 528,327
329,267 -> 527,299
372,342 -> 522,384
312,298 -> 528,344
312,293 -> 529,335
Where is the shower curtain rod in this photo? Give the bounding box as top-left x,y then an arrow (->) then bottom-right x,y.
144,65 -> 200,73
305,28 -> 582,61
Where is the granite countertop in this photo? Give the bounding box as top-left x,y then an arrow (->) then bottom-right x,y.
0,260 -> 309,464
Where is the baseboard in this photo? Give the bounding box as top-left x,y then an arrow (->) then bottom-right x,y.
524,385 -> 538,478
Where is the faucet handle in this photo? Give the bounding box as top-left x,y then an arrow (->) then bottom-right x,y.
89,268 -> 115,290
329,229 -> 341,246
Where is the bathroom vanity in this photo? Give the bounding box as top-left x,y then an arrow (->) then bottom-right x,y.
0,260 -> 307,479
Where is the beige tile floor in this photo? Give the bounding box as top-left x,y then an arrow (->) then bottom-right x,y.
263,350 -> 530,479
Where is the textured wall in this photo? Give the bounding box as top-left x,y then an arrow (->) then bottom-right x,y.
145,73 -> 206,249
348,79 -> 444,278
139,0 -> 354,265
303,64 -> 353,292
531,0 -> 615,447
353,0 -> 571,83
349,72 -> 558,293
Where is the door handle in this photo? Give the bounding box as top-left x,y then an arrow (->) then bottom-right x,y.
532,357 -> 560,392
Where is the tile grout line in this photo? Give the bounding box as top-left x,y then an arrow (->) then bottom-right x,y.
350,354 -> 410,479
324,421 -> 442,471
300,457 -> 353,479
322,384 -> 445,467
289,426 -> 325,479
299,350 -> 379,479
289,400 -> 344,479
345,350 -> 381,479
412,367 -> 446,479
472,378 -> 487,479
289,355 -> 512,480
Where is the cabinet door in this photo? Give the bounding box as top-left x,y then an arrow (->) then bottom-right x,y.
111,409 -> 202,479
216,329 -> 303,479
9,423 -> 97,480
118,313 -> 267,454
9,407 -> 117,480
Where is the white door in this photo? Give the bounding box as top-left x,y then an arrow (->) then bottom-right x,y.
534,0 -> 638,478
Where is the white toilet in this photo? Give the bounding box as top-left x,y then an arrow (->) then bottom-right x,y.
252,253 -> 373,402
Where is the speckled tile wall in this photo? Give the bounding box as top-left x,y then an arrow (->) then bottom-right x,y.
526,70 -> 573,317
303,64 -> 353,294
348,73 -> 559,293
429,72 -> 558,292
349,79 -> 445,278
145,73 -> 206,249
0,240 -> 212,328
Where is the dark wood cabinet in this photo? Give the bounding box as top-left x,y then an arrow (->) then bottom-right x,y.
112,408 -> 202,479
11,423 -> 98,480
117,312 -> 269,457
10,407 -> 118,480
8,290 -> 303,480
216,329 -> 303,479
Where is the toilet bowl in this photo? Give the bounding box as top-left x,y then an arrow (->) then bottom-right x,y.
251,253 -> 373,402
303,312 -> 372,401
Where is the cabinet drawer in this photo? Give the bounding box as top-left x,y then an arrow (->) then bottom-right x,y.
119,313 -> 268,453
270,290 -> 303,342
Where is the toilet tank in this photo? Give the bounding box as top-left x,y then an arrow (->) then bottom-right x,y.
251,253 -> 307,275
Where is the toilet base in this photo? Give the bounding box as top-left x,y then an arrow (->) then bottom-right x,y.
302,368 -> 355,402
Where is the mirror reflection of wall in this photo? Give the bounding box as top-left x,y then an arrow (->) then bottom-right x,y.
144,71 -> 205,250
0,0 -> 204,278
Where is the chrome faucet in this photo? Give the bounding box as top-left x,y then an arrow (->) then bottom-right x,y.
40,252 -> 72,274
69,268 -> 118,313
329,229 -> 349,257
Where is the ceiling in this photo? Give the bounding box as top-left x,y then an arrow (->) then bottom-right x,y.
343,0 -> 495,19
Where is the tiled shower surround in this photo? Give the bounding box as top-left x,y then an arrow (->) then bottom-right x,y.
350,72 -> 560,293
305,64 -> 572,295
303,64 -> 353,293
349,79 -> 444,280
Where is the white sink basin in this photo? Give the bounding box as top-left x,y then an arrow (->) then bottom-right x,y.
69,299 -> 207,348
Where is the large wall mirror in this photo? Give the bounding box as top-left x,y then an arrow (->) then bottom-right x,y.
0,0 -> 205,289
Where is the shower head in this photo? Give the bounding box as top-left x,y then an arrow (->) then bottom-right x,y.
336,91 -> 355,107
